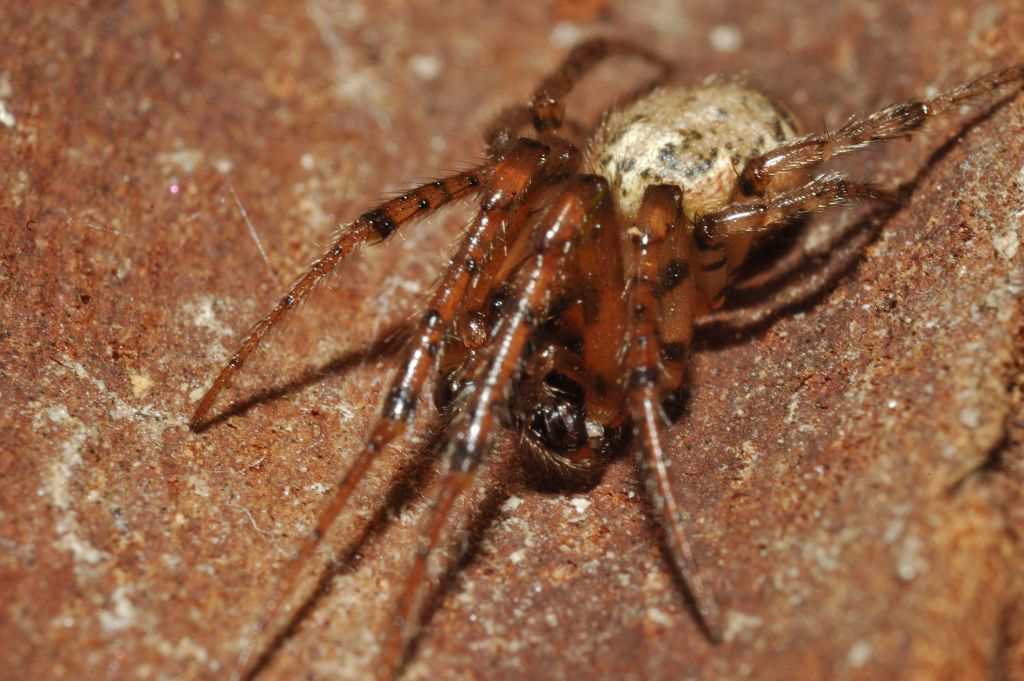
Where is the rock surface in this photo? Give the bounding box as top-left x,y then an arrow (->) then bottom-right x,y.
2,1 -> 1024,680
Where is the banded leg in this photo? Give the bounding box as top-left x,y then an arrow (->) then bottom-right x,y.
655,201 -> 701,388
576,187 -> 627,426
625,184 -> 721,641
453,186 -> 550,349
486,37 -> 671,154
228,139 -> 572,681
376,175 -> 612,680
530,37 -> 672,133
699,214 -> 878,333
484,105 -> 589,157
190,168 -> 488,428
737,64 -> 1024,196
689,233 -> 731,312
697,173 -> 883,251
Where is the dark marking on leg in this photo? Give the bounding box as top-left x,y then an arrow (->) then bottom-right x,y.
629,366 -> 660,389
364,208 -> 397,238
700,257 -> 726,272
660,341 -> 688,363
659,259 -> 690,291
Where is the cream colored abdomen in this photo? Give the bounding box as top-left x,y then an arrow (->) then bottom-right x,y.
587,83 -> 799,220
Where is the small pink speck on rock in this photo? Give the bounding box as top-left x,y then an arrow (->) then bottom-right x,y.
170,184 -> 179,194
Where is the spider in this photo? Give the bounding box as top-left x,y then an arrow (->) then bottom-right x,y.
190,38 -> 1024,680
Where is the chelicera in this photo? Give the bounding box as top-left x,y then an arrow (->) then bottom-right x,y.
190,38 -> 1024,680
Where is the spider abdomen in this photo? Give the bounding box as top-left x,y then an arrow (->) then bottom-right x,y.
588,84 -> 800,220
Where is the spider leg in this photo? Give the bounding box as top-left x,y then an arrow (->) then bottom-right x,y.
485,36 -> 672,154
697,173 -> 884,249
737,64 -> 1024,196
625,184 -> 721,642
376,175 -> 612,680
729,213 -> 861,294
691,173 -> 882,312
530,37 -> 672,133
576,186 -> 628,426
652,199 -> 702,389
453,185 -> 551,349
699,213 -> 880,332
484,103 -> 590,156
228,138 -> 576,681
190,168 -> 487,428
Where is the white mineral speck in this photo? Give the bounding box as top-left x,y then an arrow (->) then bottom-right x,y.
960,406 -> 981,429
501,495 -> 524,513
993,210 -> 1024,260
0,100 -> 15,128
896,534 -> 927,581
130,370 -> 153,397
305,482 -> 329,495
847,640 -> 873,667
550,21 -> 585,48
157,149 -> 204,174
709,24 -> 743,53
408,54 -> 442,81
722,611 -> 764,642
645,607 -> 673,626
508,549 -> 526,565
569,497 -> 591,514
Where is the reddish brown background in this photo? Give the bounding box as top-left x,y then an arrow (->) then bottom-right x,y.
3,1 -> 1024,680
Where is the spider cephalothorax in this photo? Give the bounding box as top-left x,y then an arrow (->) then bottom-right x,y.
190,38 -> 1024,680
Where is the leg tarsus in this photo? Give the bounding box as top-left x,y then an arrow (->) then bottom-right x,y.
625,185 -> 721,641
190,169 -> 488,428
635,394 -> 723,642
738,63 -> 1024,196
698,173 -> 885,248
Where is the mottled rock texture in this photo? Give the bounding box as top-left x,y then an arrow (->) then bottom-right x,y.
2,1 -> 1024,680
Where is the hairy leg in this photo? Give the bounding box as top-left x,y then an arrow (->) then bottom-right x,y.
190,169 -> 487,428
737,64 -> 1024,196
698,216 -> 878,333
625,184 -> 721,641
484,37 -> 670,155
529,37 -> 672,133
654,199 -> 701,388
576,189 -> 628,425
375,175 -> 612,680
697,173 -> 884,250
229,138 -> 575,681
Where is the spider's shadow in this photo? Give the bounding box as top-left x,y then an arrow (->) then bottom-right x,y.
194,322 -> 412,432
243,411 -> 519,680
697,95 -> 1016,350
